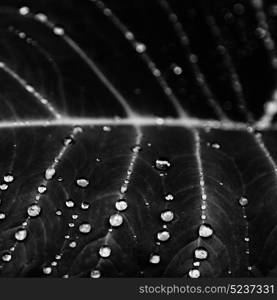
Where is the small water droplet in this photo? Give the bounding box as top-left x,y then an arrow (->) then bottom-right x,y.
79,223 -> 91,234
115,200 -> 128,211
194,247 -> 208,260
19,6 -> 30,15
56,210 -> 62,216
1,252 -> 11,262
76,178 -> 89,188
35,13 -> 48,22
157,230 -> 170,242
38,185 -> 47,194
81,202 -> 90,210
45,168 -> 56,180
109,213 -> 123,227
0,213 -> 6,220
149,254 -> 160,264
131,145 -> 142,153
15,228 -> 27,241
160,210 -> 174,222
125,31 -> 134,40
53,26 -> 65,36
99,246 -> 111,258
0,184 -> 8,191
199,224 -> 213,238
245,237 -> 250,242
135,42 -> 146,53
103,126 -> 111,132
69,241 -> 77,248
188,269 -> 200,278
155,159 -> 171,171
43,266 -> 52,275
3,174 -> 14,183
90,269 -> 101,278
65,200 -> 74,208
165,193 -> 174,201
63,136 -> 74,146
27,204 -> 41,217
239,197 -> 248,206
55,254 -> 62,260
173,65 -> 183,75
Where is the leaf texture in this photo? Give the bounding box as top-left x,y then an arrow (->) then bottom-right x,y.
0,0 -> 277,278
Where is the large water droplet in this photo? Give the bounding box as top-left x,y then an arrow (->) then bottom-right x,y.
149,254 -> 160,264
45,168 -> 56,180
135,42 -> 146,53
155,159 -> 171,171
1,252 -> 11,262
19,6 -> 30,15
160,210 -> 174,222
76,178 -> 89,188
90,269 -> 101,278
188,269 -> 200,278
15,228 -> 27,241
65,200 -> 75,208
199,224 -> 213,238
239,197 -> 248,206
115,200 -> 128,211
43,266 -> 52,275
99,246 -> 111,258
53,26 -> 65,36
27,204 -> 41,217
81,202 -> 90,210
79,223 -> 91,234
0,213 -> 6,220
109,213 -> 123,227
0,184 -> 8,191
194,247 -> 208,260
157,230 -> 170,242
3,174 -> 14,183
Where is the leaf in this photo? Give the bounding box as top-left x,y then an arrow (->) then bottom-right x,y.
0,0 -> 277,278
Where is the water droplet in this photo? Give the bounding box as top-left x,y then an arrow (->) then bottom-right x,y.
43,266 -> 52,275
165,193 -> 174,201
199,224 -> 213,238
99,246 -> 111,258
239,197 -> 248,206
131,145 -> 142,153
135,42 -> 146,53
45,168 -> 56,180
188,269 -> 200,278
173,65 -> 183,75
155,159 -> 171,171
0,184 -> 8,191
194,248 -> 208,260
35,13 -> 48,22
103,126 -> 111,132
160,211 -> 174,222
72,214 -> 78,220
81,202 -> 90,210
56,210 -> 62,216
65,200 -> 74,208
90,269 -> 101,278
53,26 -> 65,36
2,252 -> 11,262
69,241 -> 77,248
76,178 -> 89,188
109,213 -> 123,227
149,254 -> 160,264
15,228 -> 27,241
79,223 -> 91,234
38,185 -> 47,194
27,204 -> 41,217
245,237 -> 250,242
125,31 -> 134,40
157,230 -> 170,242
115,200 -> 128,211
19,6 -> 30,15
0,213 -> 6,220
55,254 -> 62,260
3,174 -> 14,183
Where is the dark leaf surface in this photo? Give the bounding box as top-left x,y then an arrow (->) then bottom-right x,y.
0,0 -> 277,278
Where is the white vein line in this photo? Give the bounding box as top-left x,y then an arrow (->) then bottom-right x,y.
206,15 -> 254,123
90,0 -> 188,118
18,10 -> 135,118
193,130 -> 208,227
0,117 -> 249,130
0,62 -> 62,119
251,0 -> 277,128
4,127 -> 82,264
158,0 -> 228,121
